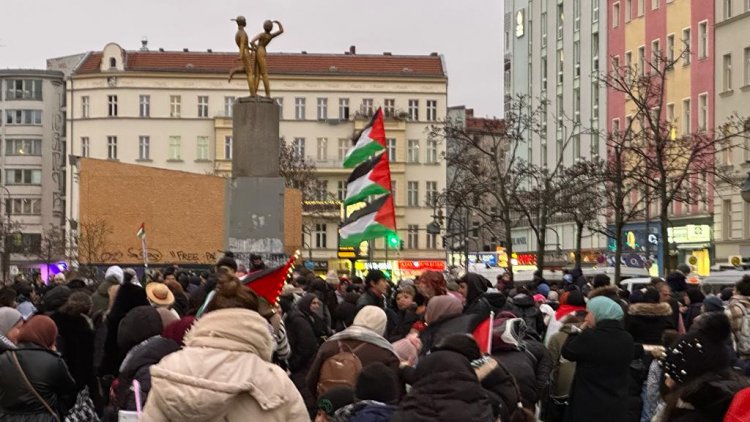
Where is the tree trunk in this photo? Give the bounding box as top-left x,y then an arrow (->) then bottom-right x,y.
575,220 -> 584,269
660,202 -> 671,277
536,212 -> 547,271
614,215 -> 624,285
504,212 -> 514,278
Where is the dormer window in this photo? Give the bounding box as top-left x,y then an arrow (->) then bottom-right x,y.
109,57 -> 117,68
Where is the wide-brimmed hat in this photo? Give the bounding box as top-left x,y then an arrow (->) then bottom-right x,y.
146,282 -> 175,306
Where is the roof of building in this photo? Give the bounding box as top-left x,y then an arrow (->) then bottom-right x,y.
73,50 -> 447,79
0,69 -> 65,78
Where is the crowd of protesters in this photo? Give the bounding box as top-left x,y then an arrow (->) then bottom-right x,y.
1,257 -> 749,421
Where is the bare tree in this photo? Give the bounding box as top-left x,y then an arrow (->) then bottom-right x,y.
560,160 -> 605,269
25,224 -> 68,274
76,218 -> 114,277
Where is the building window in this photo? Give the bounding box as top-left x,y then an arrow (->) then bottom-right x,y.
683,28 -> 691,65
612,118 -> 621,135
407,181 -> 419,207
427,232 -> 437,249
724,0 -> 732,18
407,225 -> 419,249
169,136 -> 182,160
337,181 -> 346,201
314,224 -> 327,248
625,0 -> 632,22
426,139 -> 438,163
387,138 -> 397,162
407,139 -> 420,163
224,136 -> 233,160
682,99 -> 691,135
6,198 -> 42,216
5,169 -> 42,185
81,96 -> 89,118
472,221 -> 480,238
6,139 -> 41,156
139,95 -> 150,117
339,98 -> 350,120
625,51 -> 633,71
613,2 -> 620,27
196,136 -> 209,160
81,137 -> 89,157
698,93 -> 707,132
558,50 -> 564,84
4,79 -> 42,100
170,95 -> 181,117
391,180 -> 397,204
426,181 -> 437,206
651,39 -> 661,69
723,54 -> 733,91
638,46 -> 645,75
573,88 -> 581,123
361,98 -> 374,116
408,99 -> 419,121
107,136 -> 117,159
426,100 -> 437,121
698,21 -> 708,59
574,0 -> 581,31
667,34 -> 675,64
198,96 -> 209,118
723,199 -> 732,240
592,34 -> 600,72
317,98 -> 328,120
745,47 -> 750,86
316,137 -> 328,161
593,1 -> 599,22
292,137 -> 305,159
574,41 -> 581,77
652,0 -> 659,10
637,0 -> 644,16
338,138 -> 349,160
224,96 -> 235,117
541,12 -> 548,44
295,97 -> 306,120
557,3 -> 564,39
107,95 -> 118,116
138,136 -> 150,160
384,99 -> 395,117
274,97 -> 283,119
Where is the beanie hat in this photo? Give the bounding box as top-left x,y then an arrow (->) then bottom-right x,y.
661,312 -> 731,384
216,254 -> 237,273
17,315 -> 57,349
42,286 -> 71,312
0,307 -> 22,336
353,305 -> 387,336
325,270 -> 340,286
566,290 -> 586,307
117,305 -> 163,352
586,296 -> 624,322
162,316 -> 196,346
533,293 -> 547,303
105,265 -> 124,284
317,387 -> 355,417
547,291 -> 559,302
355,362 -> 400,404
702,295 -> 724,313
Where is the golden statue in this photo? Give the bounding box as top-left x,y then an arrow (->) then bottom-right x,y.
228,16 -> 257,95
250,20 -> 284,97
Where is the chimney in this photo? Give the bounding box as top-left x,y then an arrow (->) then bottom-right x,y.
183,48 -> 189,52
158,48 -> 164,52
383,52 -> 392,56
430,52 -> 439,56
349,45 -> 356,55
207,48 -> 212,53
140,37 -> 149,52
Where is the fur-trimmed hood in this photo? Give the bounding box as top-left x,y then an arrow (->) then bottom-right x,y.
628,302 -> 672,317
588,285 -> 620,299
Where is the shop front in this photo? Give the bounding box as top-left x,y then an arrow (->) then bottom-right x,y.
667,222 -> 713,276
397,260 -> 446,279
606,222 -> 663,276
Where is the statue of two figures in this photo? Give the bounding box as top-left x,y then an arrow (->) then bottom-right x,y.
229,16 -> 284,97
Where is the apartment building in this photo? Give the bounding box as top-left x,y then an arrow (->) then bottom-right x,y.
504,0 -> 609,267
54,43 -> 448,275
714,0 -> 750,265
0,70 -> 66,278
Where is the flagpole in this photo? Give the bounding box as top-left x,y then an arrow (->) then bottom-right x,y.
142,235 -> 149,269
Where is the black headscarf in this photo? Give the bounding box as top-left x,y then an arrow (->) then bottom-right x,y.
296,293 -> 328,336
460,273 -> 489,304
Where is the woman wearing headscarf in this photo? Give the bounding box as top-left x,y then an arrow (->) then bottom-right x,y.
0,315 -> 77,421
458,273 -> 492,319
418,295 -> 478,356
544,290 -> 587,345
98,281 -> 149,378
286,293 -> 330,415
561,296 -> 635,422
682,286 -> 705,331
0,307 -> 23,351
49,292 -> 96,396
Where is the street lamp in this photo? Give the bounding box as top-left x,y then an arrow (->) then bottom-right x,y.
741,173 -> 750,204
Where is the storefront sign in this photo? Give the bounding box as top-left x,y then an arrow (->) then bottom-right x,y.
668,224 -> 711,244
354,261 -> 392,271
397,260 -> 446,271
514,253 -> 537,266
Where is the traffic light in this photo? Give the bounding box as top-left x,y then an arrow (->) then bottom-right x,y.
387,233 -> 400,248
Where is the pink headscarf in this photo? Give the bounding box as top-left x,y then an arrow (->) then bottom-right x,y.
424,295 -> 463,325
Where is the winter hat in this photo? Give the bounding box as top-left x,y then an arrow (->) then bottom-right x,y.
0,307 -> 22,336
533,294 -> 547,303
661,312 -> 732,384
216,253 -> 237,274
105,265 -> 124,284
392,335 -> 421,366
123,268 -> 141,287
117,305 -> 163,352
162,316 -> 196,346
317,387 -> 355,417
424,295 -> 463,325
42,286 -> 72,312
146,282 -> 175,307
17,315 -> 57,349
586,296 -> 624,322
566,290 -> 587,307
432,333 -> 482,361
325,270 -> 340,286
355,362 -> 400,404
547,291 -> 559,302
353,305 -> 387,336
702,295 -> 724,313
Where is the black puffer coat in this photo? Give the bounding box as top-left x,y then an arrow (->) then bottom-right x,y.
114,335 -> 180,411
392,351 -> 494,422
461,273 -> 492,319
625,302 -> 675,344
0,343 -> 77,421
511,293 -> 544,335
419,313 -> 483,356
50,311 -> 95,393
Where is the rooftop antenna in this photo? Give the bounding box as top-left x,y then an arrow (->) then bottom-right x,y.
140,37 -> 149,52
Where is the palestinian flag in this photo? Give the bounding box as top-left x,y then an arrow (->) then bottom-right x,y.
136,223 -> 145,239
340,194 -> 396,247
344,152 -> 392,206
343,107 -> 386,168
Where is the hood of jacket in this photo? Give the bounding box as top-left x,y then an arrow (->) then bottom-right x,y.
588,285 -> 620,300
119,335 -> 180,378
461,273 -> 489,304
628,302 -> 672,317
146,309 -> 299,421
512,293 -> 534,308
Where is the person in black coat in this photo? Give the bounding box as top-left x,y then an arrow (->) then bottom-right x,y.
388,286 -> 419,342
418,295 -> 482,356
49,292 -> 96,396
666,263 -> 690,293
0,315 -> 77,421
99,281 -> 149,378
391,350 -> 495,422
458,273 -> 492,319
626,286 -> 675,345
511,291 -> 545,336
562,296 -> 635,422
333,290 -> 359,332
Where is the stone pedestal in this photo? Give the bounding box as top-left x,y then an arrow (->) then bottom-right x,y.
225,97 -> 301,264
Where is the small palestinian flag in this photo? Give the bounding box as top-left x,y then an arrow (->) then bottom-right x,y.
344,152 -> 392,206
339,194 -> 396,247
343,108 -> 386,168
136,223 -> 145,239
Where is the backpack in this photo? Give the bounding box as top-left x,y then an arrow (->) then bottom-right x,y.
317,341 -> 366,395
731,301 -> 750,356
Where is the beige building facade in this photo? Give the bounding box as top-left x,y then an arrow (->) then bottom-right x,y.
54,43 -> 448,276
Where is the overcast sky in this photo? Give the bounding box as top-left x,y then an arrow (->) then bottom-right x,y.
0,0 -> 504,117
